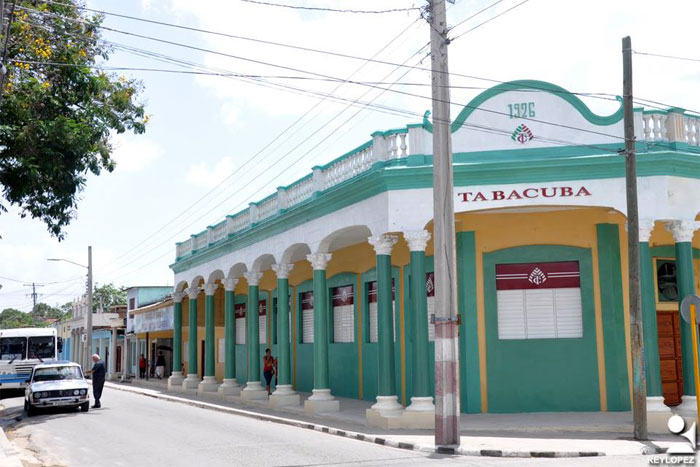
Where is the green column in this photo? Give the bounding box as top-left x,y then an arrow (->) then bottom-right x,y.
187,288 -> 198,376
308,254 -> 332,391
245,272 -> 262,383
173,295 -> 183,375
596,223 -> 630,411
224,280 -> 236,380
273,264 -> 294,386
204,284 -> 216,378
376,247 -> 397,396
640,235 -> 662,397
669,221 -> 698,396
407,233 -> 431,398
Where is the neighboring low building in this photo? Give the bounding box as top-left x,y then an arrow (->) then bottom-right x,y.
124,286 -> 172,378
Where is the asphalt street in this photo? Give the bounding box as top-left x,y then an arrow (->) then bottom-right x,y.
0,388 -> 660,467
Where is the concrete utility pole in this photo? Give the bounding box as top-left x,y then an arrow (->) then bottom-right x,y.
622,36 -> 647,440
23,282 -> 44,313
428,0 -> 460,448
86,246 -> 93,369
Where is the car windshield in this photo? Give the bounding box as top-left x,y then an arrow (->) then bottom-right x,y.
28,336 -> 55,359
33,366 -> 83,382
0,337 -> 26,360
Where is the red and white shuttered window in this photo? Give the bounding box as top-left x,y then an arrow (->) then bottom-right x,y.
235,304 -> 246,345
258,300 -> 267,345
332,286 -> 354,343
367,280 -> 395,343
301,291 -> 314,344
426,272 -> 435,341
496,261 -> 583,340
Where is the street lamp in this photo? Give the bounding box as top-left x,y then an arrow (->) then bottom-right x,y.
47,246 -> 93,370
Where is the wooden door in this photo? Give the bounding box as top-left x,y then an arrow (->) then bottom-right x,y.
657,311 -> 683,406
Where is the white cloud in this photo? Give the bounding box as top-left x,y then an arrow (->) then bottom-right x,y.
185,156 -> 236,188
110,134 -> 163,172
220,101 -> 241,126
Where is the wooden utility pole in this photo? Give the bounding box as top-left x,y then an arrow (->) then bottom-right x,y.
429,0 -> 460,448
622,35 -> 647,440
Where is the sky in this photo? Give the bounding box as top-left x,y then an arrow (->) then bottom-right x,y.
1,0 -> 699,312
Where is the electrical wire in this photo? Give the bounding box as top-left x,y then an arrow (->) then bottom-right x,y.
451,0 -> 530,41
238,0 -> 419,14
633,50 -> 700,64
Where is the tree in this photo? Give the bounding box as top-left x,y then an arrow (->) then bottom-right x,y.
0,1 -> 148,239
92,282 -> 125,312
31,302 -> 63,319
0,308 -> 36,328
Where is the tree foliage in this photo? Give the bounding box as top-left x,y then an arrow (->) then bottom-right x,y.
0,307 -> 36,328
92,282 -> 125,312
0,1 -> 148,239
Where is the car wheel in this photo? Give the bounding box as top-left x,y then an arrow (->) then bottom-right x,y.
80,401 -> 89,413
26,403 -> 36,417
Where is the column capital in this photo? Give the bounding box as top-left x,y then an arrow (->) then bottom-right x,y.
172,292 -> 184,303
203,283 -> 218,296
665,220 -> 700,243
306,253 -> 332,271
243,271 -> 263,286
185,287 -> 200,300
638,219 -> 656,243
368,234 -> 398,256
272,263 -> 294,279
403,230 -> 431,252
223,277 -> 238,291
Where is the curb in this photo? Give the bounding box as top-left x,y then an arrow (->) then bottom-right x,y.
102,382 -> 616,458
0,426 -> 23,467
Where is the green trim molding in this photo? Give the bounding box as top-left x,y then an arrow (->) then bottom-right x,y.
422,80 -> 623,133
483,245 -> 600,413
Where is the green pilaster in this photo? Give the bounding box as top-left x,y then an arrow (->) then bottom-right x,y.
409,250 -> 430,398
173,299 -> 182,374
640,241 -> 662,396
277,277 -> 291,386
676,241 -> 697,396
248,283 -> 261,382
596,223 -> 630,411
376,253 -> 396,396
457,230 -> 481,413
313,268 -> 330,390
188,292 -> 198,376
204,291 -> 215,378
224,288 -> 236,380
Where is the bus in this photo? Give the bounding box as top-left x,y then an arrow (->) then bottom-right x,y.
0,328 -> 61,393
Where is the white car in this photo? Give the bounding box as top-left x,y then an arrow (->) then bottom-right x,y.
24,361 -> 90,416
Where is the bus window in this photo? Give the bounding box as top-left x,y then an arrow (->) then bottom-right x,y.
28,336 -> 55,359
0,337 -> 26,360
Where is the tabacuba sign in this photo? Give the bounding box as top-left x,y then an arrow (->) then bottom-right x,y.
457,186 -> 592,203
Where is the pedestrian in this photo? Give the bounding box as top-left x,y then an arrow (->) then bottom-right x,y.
139,354 -> 147,379
155,352 -> 166,379
263,348 -> 275,395
85,354 -> 106,408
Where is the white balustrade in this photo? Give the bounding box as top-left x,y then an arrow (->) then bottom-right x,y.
210,222 -> 227,243
230,211 -> 250,232
176,242 -> 192,258
323,144 -> 375,190
642,113 -> 670,142
193,234 -> 207,251
286,177 -> 314,206
256,196 -> 278,223
684,116 -> 700,146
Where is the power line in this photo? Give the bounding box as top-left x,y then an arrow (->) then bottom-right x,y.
451,0 -> 530,41
633,50 -> 700,64
238,0 -> 419,14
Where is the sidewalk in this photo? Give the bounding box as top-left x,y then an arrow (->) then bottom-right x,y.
105,378 -> 675,458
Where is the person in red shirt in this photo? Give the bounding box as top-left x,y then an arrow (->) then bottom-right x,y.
263,348 -> 275,395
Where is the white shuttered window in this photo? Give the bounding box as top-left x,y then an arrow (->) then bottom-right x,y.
301,292 -> 314,343
218,338 -> 225,363
367,281 -> 395,343
183,341 -> 188,362
495,261 -> 583,340
235,304 -> 246,345
259,300 -> 267,345
332,285 -> 354,343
